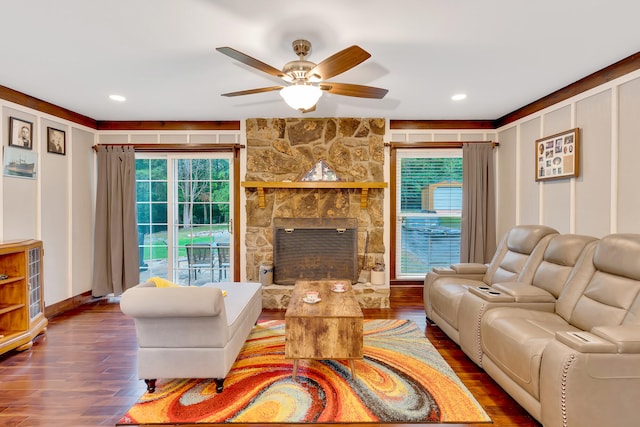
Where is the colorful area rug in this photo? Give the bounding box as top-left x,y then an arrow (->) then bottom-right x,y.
117,319 -> 490,425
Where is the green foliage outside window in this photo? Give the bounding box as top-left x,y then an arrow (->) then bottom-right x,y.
400,157 -> 462,212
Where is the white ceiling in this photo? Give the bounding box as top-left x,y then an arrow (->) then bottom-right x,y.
1,0 -> 639,122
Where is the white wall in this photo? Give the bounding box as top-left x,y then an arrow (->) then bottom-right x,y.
1,102 -> 96,306
71,128 -> 95,297
1,108 -> 39,240
496,69 -> 640,240
41,118 -> 71,304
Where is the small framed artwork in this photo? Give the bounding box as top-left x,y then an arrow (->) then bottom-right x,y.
535,128 -> 580,181
9,117 -> 33,150
3,146 -> 37,179
47,127 -> 66,155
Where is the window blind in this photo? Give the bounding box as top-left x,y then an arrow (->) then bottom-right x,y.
395,149 -> 463,276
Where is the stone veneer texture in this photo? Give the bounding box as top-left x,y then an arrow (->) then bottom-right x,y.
244,118 -> 389,308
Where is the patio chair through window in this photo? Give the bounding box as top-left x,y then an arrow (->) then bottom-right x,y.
185,243 -> 214,285
215,242 -> 230,281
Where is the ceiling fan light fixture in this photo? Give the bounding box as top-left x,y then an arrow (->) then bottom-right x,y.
280,84 -> 322,110
307,73 -> 322,83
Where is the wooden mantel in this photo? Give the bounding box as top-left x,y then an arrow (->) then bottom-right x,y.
241,181 -> 388,209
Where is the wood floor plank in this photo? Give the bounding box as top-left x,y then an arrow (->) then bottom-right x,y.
0,289 -> 541,427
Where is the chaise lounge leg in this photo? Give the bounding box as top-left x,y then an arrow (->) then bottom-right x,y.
144,379 -> 157,393
214,378 -> 224,393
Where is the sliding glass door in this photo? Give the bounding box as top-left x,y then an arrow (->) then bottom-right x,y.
136,153 -> 233,285
395,149 -> 463,277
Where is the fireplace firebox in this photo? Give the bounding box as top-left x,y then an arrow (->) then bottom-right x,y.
273,217 -> 358,285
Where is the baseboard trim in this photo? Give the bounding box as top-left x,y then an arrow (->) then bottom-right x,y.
45,291 -> 95,318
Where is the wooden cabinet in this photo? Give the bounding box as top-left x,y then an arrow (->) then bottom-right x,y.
0,240 -> 47,356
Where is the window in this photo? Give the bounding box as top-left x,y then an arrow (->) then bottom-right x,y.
136,157 -> 168,278
395,149 -> 463,277
136,154 -> 233,285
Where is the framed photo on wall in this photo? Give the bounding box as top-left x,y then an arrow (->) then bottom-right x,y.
3,145 -> 37,179
535,128 -> 580,181
47,127 -> 66,155
9,117 -> 33,150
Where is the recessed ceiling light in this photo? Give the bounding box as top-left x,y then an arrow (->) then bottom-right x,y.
451,93 -> 467,101
109,94 -> 126,102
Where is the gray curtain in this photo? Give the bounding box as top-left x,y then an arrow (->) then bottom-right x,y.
460,142 -> 496,263
92,146 -> 139,297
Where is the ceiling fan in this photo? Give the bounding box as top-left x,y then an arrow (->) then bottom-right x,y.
216,39 -> 388,112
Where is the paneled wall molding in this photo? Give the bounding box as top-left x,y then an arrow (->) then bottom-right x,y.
569,104 -> 577,234
496,67 -> 640,133
495,52 -> 640,127
538,117 -> 545,224
609,85 -> 619,234
514,125 -> 521,223
497,68 -> 640,240
96,121 -> 240,131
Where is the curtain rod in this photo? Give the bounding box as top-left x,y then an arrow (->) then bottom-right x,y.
386,141 -> 499,149
92,143 -> 245,152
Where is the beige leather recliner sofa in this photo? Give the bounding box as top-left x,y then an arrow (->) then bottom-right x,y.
458,233 -> 598,366
120,281 -> 262,393
479,233 -> 640,427
424,224 -> 558,343
427,231 -> 640,427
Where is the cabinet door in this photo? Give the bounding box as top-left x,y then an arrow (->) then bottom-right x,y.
27,244 -> 43,321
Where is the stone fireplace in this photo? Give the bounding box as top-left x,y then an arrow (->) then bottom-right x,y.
273,217 -> 358,285
244,118 -> 389,309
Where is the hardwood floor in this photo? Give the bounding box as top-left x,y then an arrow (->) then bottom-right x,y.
0,287 -> 541,427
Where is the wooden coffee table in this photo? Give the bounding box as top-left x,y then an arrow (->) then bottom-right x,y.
285,279 -> 364,379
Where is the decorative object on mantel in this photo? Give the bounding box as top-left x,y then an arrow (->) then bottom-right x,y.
300,159 -> 340,181
535,128 -> 580,181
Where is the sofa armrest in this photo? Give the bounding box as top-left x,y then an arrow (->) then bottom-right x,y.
450,263 -> 488,275
555,331 -> 618,353
431,266 -> 456,275
120,286 -> 225,318
541,337 -> 640,427
557,326 -> 640,354
591,325 -> 640,353
468,286 -> 515,302
491,281 -> 557,303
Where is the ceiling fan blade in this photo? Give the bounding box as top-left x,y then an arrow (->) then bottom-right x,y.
216,47 -> 284,78
302,104 -> 317,114
221,86 -> 284,97
307,45 -> 371,81
320,82 -> 388,99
